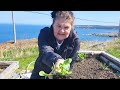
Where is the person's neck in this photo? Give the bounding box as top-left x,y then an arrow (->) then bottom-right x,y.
57,40 -> 64,44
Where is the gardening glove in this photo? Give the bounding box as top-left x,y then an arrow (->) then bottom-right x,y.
55,59 -> 64,68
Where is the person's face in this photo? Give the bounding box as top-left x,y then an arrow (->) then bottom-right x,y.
53,18 -> 72,43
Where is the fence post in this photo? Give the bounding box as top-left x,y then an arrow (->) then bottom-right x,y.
11,11 -> 16,43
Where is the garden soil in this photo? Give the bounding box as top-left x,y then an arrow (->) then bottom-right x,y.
53,55 -> 119,79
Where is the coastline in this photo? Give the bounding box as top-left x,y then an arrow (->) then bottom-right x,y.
83,32 -> 118,37
0,38 -> 113,52
0,37 -> 119,52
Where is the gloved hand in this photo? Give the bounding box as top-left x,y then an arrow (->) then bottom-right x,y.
54,59 -> 64,72
55,59 -> 64,68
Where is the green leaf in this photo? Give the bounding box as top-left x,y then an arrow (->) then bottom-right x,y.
39,71 -> 53,77
39,71 -> 46,76
39,58 -> 73,78
56,58 -> 72,76
78,53 -> 87,61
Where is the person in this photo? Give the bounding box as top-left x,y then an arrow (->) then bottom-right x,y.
30,11 -> 80,79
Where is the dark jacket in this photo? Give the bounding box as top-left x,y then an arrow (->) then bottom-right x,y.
30,25 -> 80,79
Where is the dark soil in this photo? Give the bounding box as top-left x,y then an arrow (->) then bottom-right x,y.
0,64 -> 9,73
53,55 -> 119,79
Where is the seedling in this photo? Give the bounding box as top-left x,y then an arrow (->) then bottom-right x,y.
39,71 -> 53,79
39,58 -> 72,78
77,53 -> 87,61
53,58 -> 72,76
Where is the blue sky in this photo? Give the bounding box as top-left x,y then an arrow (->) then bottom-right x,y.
0,11 -> 120,26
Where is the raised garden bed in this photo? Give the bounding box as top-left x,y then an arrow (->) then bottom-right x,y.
52,51 -> 120,79
0,61 -> 19,79
0,63 -> 9,73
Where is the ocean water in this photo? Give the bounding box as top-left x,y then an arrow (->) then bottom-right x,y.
0,24 -> 119,43
74,28 -> 119,42
0,24 -> 45,43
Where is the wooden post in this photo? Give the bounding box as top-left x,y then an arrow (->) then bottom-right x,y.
12,11 -> 16,43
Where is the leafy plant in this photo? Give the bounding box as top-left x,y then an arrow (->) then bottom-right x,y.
39,58 -> 72,78
39,71 -> 53,79
78,53 -> 87,61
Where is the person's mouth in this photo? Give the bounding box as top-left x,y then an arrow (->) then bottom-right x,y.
58,33 -> 65,35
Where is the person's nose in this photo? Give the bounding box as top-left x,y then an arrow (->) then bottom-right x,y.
60,29 -> 65,33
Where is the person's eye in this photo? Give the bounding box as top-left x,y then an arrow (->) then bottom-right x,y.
57,25 -> 61,28
64,26 -> 69,30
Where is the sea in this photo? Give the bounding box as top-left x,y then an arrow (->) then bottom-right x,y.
0,23 -> 119,44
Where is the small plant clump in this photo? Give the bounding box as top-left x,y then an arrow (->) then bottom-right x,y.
77,53 -> 87,61
39,58 -> 72,79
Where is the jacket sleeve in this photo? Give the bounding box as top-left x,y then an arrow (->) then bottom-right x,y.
38,27 -> 63,68
70,38 -> 80,69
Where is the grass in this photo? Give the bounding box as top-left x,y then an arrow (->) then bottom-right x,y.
0,45 -> 39,73
0,41 -> 39,71
81,38 -> 120,59
106,38 -> 120,59
16,55 -> 37,72
0,47 -> 38,59
107,48 -> 120,59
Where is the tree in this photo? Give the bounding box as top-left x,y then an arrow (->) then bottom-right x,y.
11,11 -> 16,43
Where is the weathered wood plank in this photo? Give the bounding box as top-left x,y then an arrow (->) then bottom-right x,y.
0,61 -> 19,79
78,50 -> 104,54
0,63 -> 9,66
